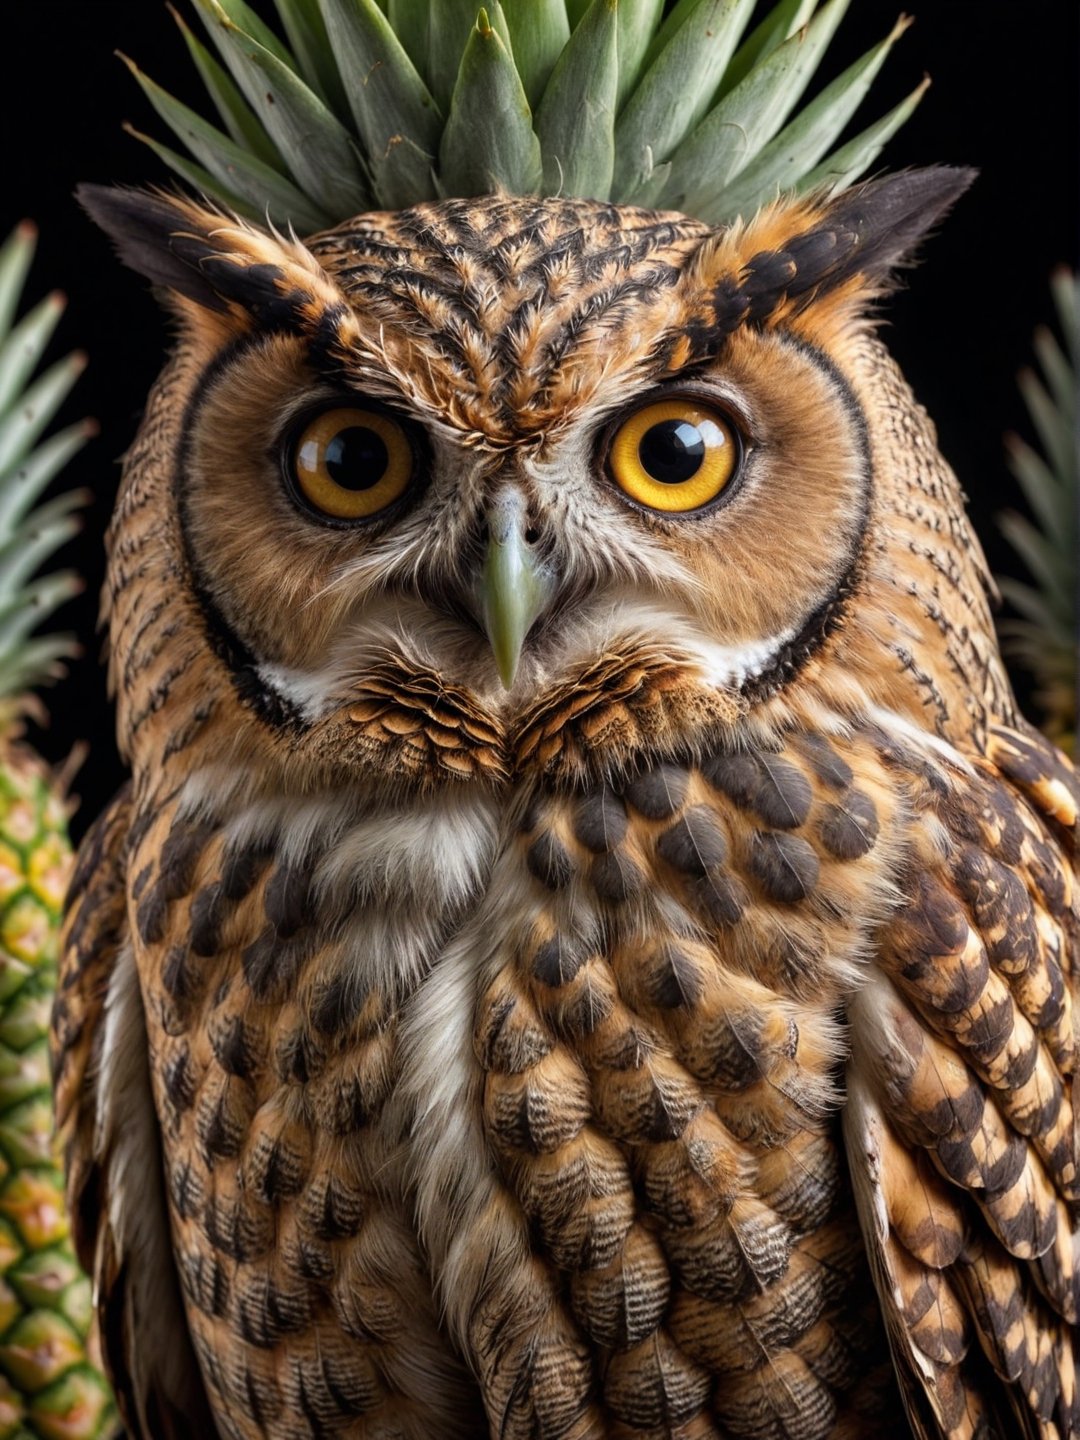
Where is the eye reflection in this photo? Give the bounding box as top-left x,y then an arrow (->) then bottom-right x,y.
609,399 -> 740,513
291,406 -> 414,519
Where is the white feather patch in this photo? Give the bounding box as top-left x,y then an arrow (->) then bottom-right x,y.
96,942 -> 206,1426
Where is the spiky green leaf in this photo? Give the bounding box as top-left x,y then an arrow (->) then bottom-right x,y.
428,0 -> 489,111
1032,325 -> 1075,424
613,0 -> 757,198
997,271 -> 1078,747
999,510 -> 1073,604
654,0 -> 851,214
319,0 -> 442,209
536,0 -> 618,199
0,355 -> 86,482
718,0 -> 818,97
0,424 -> 95,540
1052,267 -> 1078,365
0,295 -> 65,421
0,227 -> 91,703
1005,434 -> 1071,540
193,0 -> 371,216
709,13 -> 911,222
132,0 -> 920,225
0,227 -> 37,342
124,125 -> 276,226
797,75 -> 929,194
273,0 -> 348,110
502,0 -> 570,109
0,494 -> 84,600
201,0 -> 295,64
614,0 -> 665,109
121,62 -> 331,230
440,11 -> 542,196
1019,366 -> 1075,485
169,3 -> 284,164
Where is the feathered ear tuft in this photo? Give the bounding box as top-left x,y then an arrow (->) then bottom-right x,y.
77,184 -> 346,334
818,165 -> 977,282
681,166 -> 977,357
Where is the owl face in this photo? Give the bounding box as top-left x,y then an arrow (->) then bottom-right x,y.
86,174 -> 1012,798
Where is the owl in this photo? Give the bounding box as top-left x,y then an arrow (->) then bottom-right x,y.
51,169 -> 1077,1440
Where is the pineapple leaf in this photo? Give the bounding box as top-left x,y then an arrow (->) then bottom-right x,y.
0,634 -> 78,692
536,0 -> 618,199
718,0 -> 819,99
200,0 -> 295,65
1052,266 -> 1078,365
130,0 -> 920,226
613,0 -> 757,199
272,0 -> 348,111
122,124 -> 286,227
0,423 -> 96,540
0,500 -> 83,600
997,270 -> 1078,747
168,3 -> 284,165
654,0 -> 851,214
0,227 -> 37,341
0,228 -> 92,704
440,10 -> 542,197
387,0 -> 432,87
120,57 -> 333,231
1032,325 -> 1075,426
0,574 -> 82,656
502,0 -> 570,109
997,578 -> 1067,636
0,354 -> 87,482
428,0 -> 489,112
319,0 -> 442,210
796,74 -> 928,195
0,293 -> 66,421
998,510 -> 1072,607
709,13 -> 911,223
613,0 -> 666,109
1005,433 -> 1071,540
1019,365 -> 1076,486
192,0 -> 371,217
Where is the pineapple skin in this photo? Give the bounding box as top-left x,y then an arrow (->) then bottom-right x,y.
0,740 -> 115,1440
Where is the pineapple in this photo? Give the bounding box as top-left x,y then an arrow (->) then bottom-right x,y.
0,225 -> 116,1439
121,0 -> 928,232
997,269 -> 1079,754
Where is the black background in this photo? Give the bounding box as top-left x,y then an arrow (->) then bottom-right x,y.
2,0 -> 1077,841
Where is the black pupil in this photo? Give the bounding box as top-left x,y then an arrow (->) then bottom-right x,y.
638,419 -> 706,485
324,425 -> 389,491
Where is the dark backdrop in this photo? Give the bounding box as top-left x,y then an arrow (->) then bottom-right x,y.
2,0 -> 1077,841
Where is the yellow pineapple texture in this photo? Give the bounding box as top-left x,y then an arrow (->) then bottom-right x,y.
0,224 -> 116,1439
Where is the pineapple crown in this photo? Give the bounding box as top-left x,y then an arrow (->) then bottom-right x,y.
0,226 -> 91,712
121,0 -> 927,235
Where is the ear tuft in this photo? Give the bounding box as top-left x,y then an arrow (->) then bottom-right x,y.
821,165 -> 977,282
77,184 -> 233,312
77,184 -> 346,336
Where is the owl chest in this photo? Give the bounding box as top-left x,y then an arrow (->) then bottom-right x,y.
132,734 -> 898,1343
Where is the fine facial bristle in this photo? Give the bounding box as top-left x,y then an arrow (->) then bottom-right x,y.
120,0 -> 928,233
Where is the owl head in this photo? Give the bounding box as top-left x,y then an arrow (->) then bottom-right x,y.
81,170 -> 1013,805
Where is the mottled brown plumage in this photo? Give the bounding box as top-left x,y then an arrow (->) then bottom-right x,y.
52,174 -> 1076,1440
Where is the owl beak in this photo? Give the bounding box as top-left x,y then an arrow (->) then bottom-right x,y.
476,492 -> 552,690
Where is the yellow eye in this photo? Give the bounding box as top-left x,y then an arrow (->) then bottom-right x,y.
291,405 -> 414,520
609,398 -> 740,513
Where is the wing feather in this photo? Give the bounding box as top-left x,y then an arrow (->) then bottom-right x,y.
52,787 -> 216,1439
847,721 -> 1079,1440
